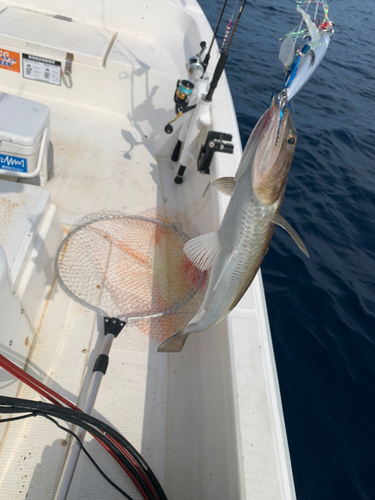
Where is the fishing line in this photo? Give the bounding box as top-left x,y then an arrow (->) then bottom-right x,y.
220,0 -> 239,50
314,1 -> 319,23
206,0 -> 220,23
223,0 -> 247,54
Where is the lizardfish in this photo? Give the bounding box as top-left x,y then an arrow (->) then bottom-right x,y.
158,102 -> 309,353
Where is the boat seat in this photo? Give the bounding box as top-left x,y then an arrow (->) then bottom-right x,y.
0,7 -> 113,67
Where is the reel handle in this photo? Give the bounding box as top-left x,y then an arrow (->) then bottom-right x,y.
164,111 -> 183,134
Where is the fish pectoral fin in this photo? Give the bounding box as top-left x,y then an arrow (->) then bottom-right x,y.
157,331 -> 190,353
272,213 -> 310,258
212,177 -> 236,197
308,48 -> 315,67
184,231 -> 221,271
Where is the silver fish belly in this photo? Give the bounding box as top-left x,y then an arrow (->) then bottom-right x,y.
193,178 -> 275,332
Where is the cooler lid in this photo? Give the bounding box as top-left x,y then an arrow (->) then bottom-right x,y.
0,93 -> 50,147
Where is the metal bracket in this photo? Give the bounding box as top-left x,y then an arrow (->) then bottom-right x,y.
62,52 -> 74,88
197,131 -> 234,175
104,317 -> 126,337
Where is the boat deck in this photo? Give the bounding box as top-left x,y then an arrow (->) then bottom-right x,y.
0,96 -> 292,500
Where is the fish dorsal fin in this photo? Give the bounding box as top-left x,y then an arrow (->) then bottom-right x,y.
184,231 -> 221,271
212,177 -> 236,197
272,213 -> 310,258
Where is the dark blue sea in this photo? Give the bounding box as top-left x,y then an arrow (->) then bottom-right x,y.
198,1 -> 375,498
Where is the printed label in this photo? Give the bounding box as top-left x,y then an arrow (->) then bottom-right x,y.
0,48 -> 21,72
22,53 -> 61,86
0,154 -> 28,172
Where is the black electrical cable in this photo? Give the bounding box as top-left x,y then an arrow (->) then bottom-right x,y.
0,412 -> 35,423
0,411 -> 135,500
0,407 -> 155,499
0,397 -> 160,489
41,414 -> 135,500
37,411 -> 156,499
0,396 -> 167,500
50,413 -> 154,495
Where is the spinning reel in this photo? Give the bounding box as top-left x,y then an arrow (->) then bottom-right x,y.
164,41 -> 206,134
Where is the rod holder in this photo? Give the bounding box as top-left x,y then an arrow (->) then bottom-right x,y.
197,131 -> 233,175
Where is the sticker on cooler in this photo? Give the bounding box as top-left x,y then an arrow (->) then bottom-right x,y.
22,53 -> 61,86
0,49 -> 21,73
0,154 -> 28,172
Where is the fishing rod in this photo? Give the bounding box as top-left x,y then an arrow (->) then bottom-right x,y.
202,0 -> 230,73
205,0 -> 247,102
172,0 -> 247,184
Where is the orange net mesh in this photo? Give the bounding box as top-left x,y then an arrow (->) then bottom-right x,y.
56,207 -> 208,342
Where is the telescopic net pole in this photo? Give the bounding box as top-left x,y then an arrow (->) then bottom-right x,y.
54,318 -> 125,500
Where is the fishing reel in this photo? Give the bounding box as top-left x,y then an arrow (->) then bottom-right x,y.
186,41 -> 206,79
164,79 -> 196,134
164,41 -> 207,134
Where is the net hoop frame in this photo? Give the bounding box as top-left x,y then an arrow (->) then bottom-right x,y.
55,213 -> 205,321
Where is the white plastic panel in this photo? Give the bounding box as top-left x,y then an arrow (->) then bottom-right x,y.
0,246 -> 34,443
0,180 -> 51,287
0,8 -> 114,67
107,32 -> 183,79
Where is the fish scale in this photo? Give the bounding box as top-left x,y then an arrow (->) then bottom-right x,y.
212,194 -> 276,322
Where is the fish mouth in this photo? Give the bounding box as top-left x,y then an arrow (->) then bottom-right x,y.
252,103 -> 296,205
253,104 -> 286,178
235,102 -> 295,191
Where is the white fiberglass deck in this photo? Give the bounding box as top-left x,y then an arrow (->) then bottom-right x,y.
0,102 -> 292,500
0,1 -> 295,499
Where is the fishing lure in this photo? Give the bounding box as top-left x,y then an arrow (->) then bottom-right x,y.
278,0 -> 334,105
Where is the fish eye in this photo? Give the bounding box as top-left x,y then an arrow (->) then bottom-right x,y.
286,134 -> 297,148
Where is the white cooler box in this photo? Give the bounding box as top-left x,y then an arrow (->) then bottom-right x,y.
0,92 -> 51,184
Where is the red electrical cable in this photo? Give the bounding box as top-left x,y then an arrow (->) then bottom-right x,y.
0,353 -> 158,500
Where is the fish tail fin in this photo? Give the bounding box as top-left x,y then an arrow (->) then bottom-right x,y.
157,331 -> 190,353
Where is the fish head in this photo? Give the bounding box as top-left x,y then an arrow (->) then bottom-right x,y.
236,103 -> 297,206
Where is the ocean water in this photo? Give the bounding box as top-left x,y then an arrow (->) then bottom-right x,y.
198,1 -> 375,499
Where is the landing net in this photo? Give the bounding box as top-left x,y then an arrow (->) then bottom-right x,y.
55,207 -> 208,343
